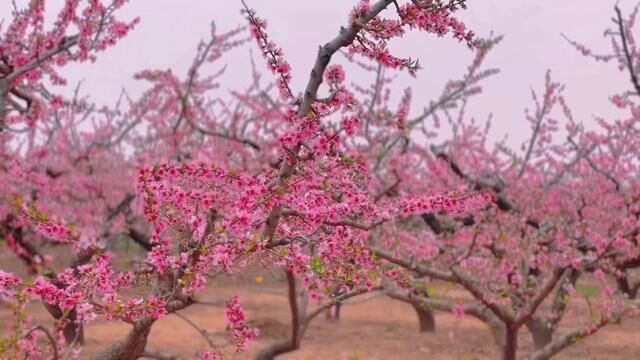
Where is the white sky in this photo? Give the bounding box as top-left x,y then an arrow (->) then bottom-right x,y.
1,0 -> 635,146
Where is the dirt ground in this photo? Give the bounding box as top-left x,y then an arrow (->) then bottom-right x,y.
1,246 -> 640,359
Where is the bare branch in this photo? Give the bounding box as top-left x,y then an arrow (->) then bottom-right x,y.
614,5 -> 640,96
172,312 -> 217,349
26,325 -> 59,360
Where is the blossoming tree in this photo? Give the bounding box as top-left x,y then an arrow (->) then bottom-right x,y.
366,5 -> 640,360
0,0 -> 488,359
1,1 -> 638,360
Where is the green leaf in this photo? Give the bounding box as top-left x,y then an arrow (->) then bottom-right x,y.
341,154 -> 354,166
369,271 -> 378,282
575,285 -> 600,298
312,257 -> 324,274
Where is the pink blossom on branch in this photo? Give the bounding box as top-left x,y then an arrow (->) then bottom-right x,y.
4,1 -> 639,360
224,296 -> 259,352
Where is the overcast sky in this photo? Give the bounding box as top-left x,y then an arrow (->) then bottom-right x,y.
2,0 -> 636,145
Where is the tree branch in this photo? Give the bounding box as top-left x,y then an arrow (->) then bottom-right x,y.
614,5 -> 640,96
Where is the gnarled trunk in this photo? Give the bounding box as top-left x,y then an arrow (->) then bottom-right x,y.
92,319 -> 154,360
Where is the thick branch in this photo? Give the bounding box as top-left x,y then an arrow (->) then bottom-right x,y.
92,318 -> 155,360
452,268 -> 515,324
528,319 -> 608,360
513,268 -> 566,328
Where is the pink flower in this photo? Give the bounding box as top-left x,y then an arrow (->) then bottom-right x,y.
225,296 -> 259,351
201,350 -> 222,360
325,64 -> 346,86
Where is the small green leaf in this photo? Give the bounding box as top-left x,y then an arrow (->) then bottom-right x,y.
312,257 -> 324,274
575,285 -> 600,298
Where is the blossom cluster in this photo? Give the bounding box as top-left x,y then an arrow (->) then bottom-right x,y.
224,296 -> 259,351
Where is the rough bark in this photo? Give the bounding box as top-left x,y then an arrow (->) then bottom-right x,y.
92,319 -> 154,360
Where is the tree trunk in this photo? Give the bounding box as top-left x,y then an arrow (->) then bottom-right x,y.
531,326 -> 552,350
256,271 -> 302,360
527,319 -> 552,349
413,303 -> 436,332
92,319 -> 154,360
385,289 -> 437,333
62,309 -> 84,345
502,329 -> 518,360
